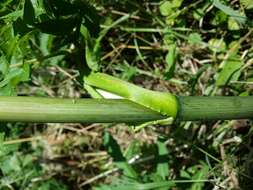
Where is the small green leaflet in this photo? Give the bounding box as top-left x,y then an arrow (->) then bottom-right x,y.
216,55 -> 243,86
80,25 -> 99,71
0,63 -> 30,95
188,162 -> 209,190
165,44 -> 176,80
0,55 -> 9,75
240,0 -> 253,9
159,0 -> 184,16
188,33 -> 202,45
212,0 -> 247,25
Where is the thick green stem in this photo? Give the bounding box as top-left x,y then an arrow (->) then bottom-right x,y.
0,96 -> 164,123
177,96 -> 253,121
0,96 -> 252,123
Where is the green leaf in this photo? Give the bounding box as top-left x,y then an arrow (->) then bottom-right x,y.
160,1 -> 174,16
124,140 -> 140,160
228,17 -> 240,30
103,131 -> 138,179
0,133 -> 8,157
156,139 -> 169,180
216,55 -> 243,86
188,162 -> 209,190
80,25 -> 99,71
95,178 -> 175,190
17,62 -> 30,82
240,0 -> 253,9
208,38 -> 226,53
0,133 -> 4,144
160,0 -> 183,16
164,44 -> 176,80
1,154 -> 21,175
0,63 -> 30,89
210,10 -> 228,26
0,69 -> 22,88
193,8 -> 205,21
180,170 -> 191,179
23,0 -> 35,24
0,55 -> 9,75
188,33 -> 202,45
212,0 -> 247,24
0,10 -> 23,21
0,84 -> 16,96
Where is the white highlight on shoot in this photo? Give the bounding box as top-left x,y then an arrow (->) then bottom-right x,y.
96,89 -> 123,99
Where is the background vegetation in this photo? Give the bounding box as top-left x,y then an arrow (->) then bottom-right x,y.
0,0 -> 253,189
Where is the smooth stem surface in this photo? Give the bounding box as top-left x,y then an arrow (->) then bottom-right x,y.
0,97 -> 164,123
0,96 -> 252,123
178,96 -> 253,121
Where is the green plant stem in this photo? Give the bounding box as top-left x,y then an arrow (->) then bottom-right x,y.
0,96 -> 164,123
0,96 -> 252,123
177,96 -> 253,121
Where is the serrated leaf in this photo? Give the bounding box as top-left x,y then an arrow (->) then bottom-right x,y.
1,154 -> 21,175
160,1 -> 174,16
6,35 -> 18,63
210,10 -> 228,26
228,17 -> 240,30
160,0 -> 183,16
0,84 -> 16,96
216,55 -> 243,86
188,33 -> 202,45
